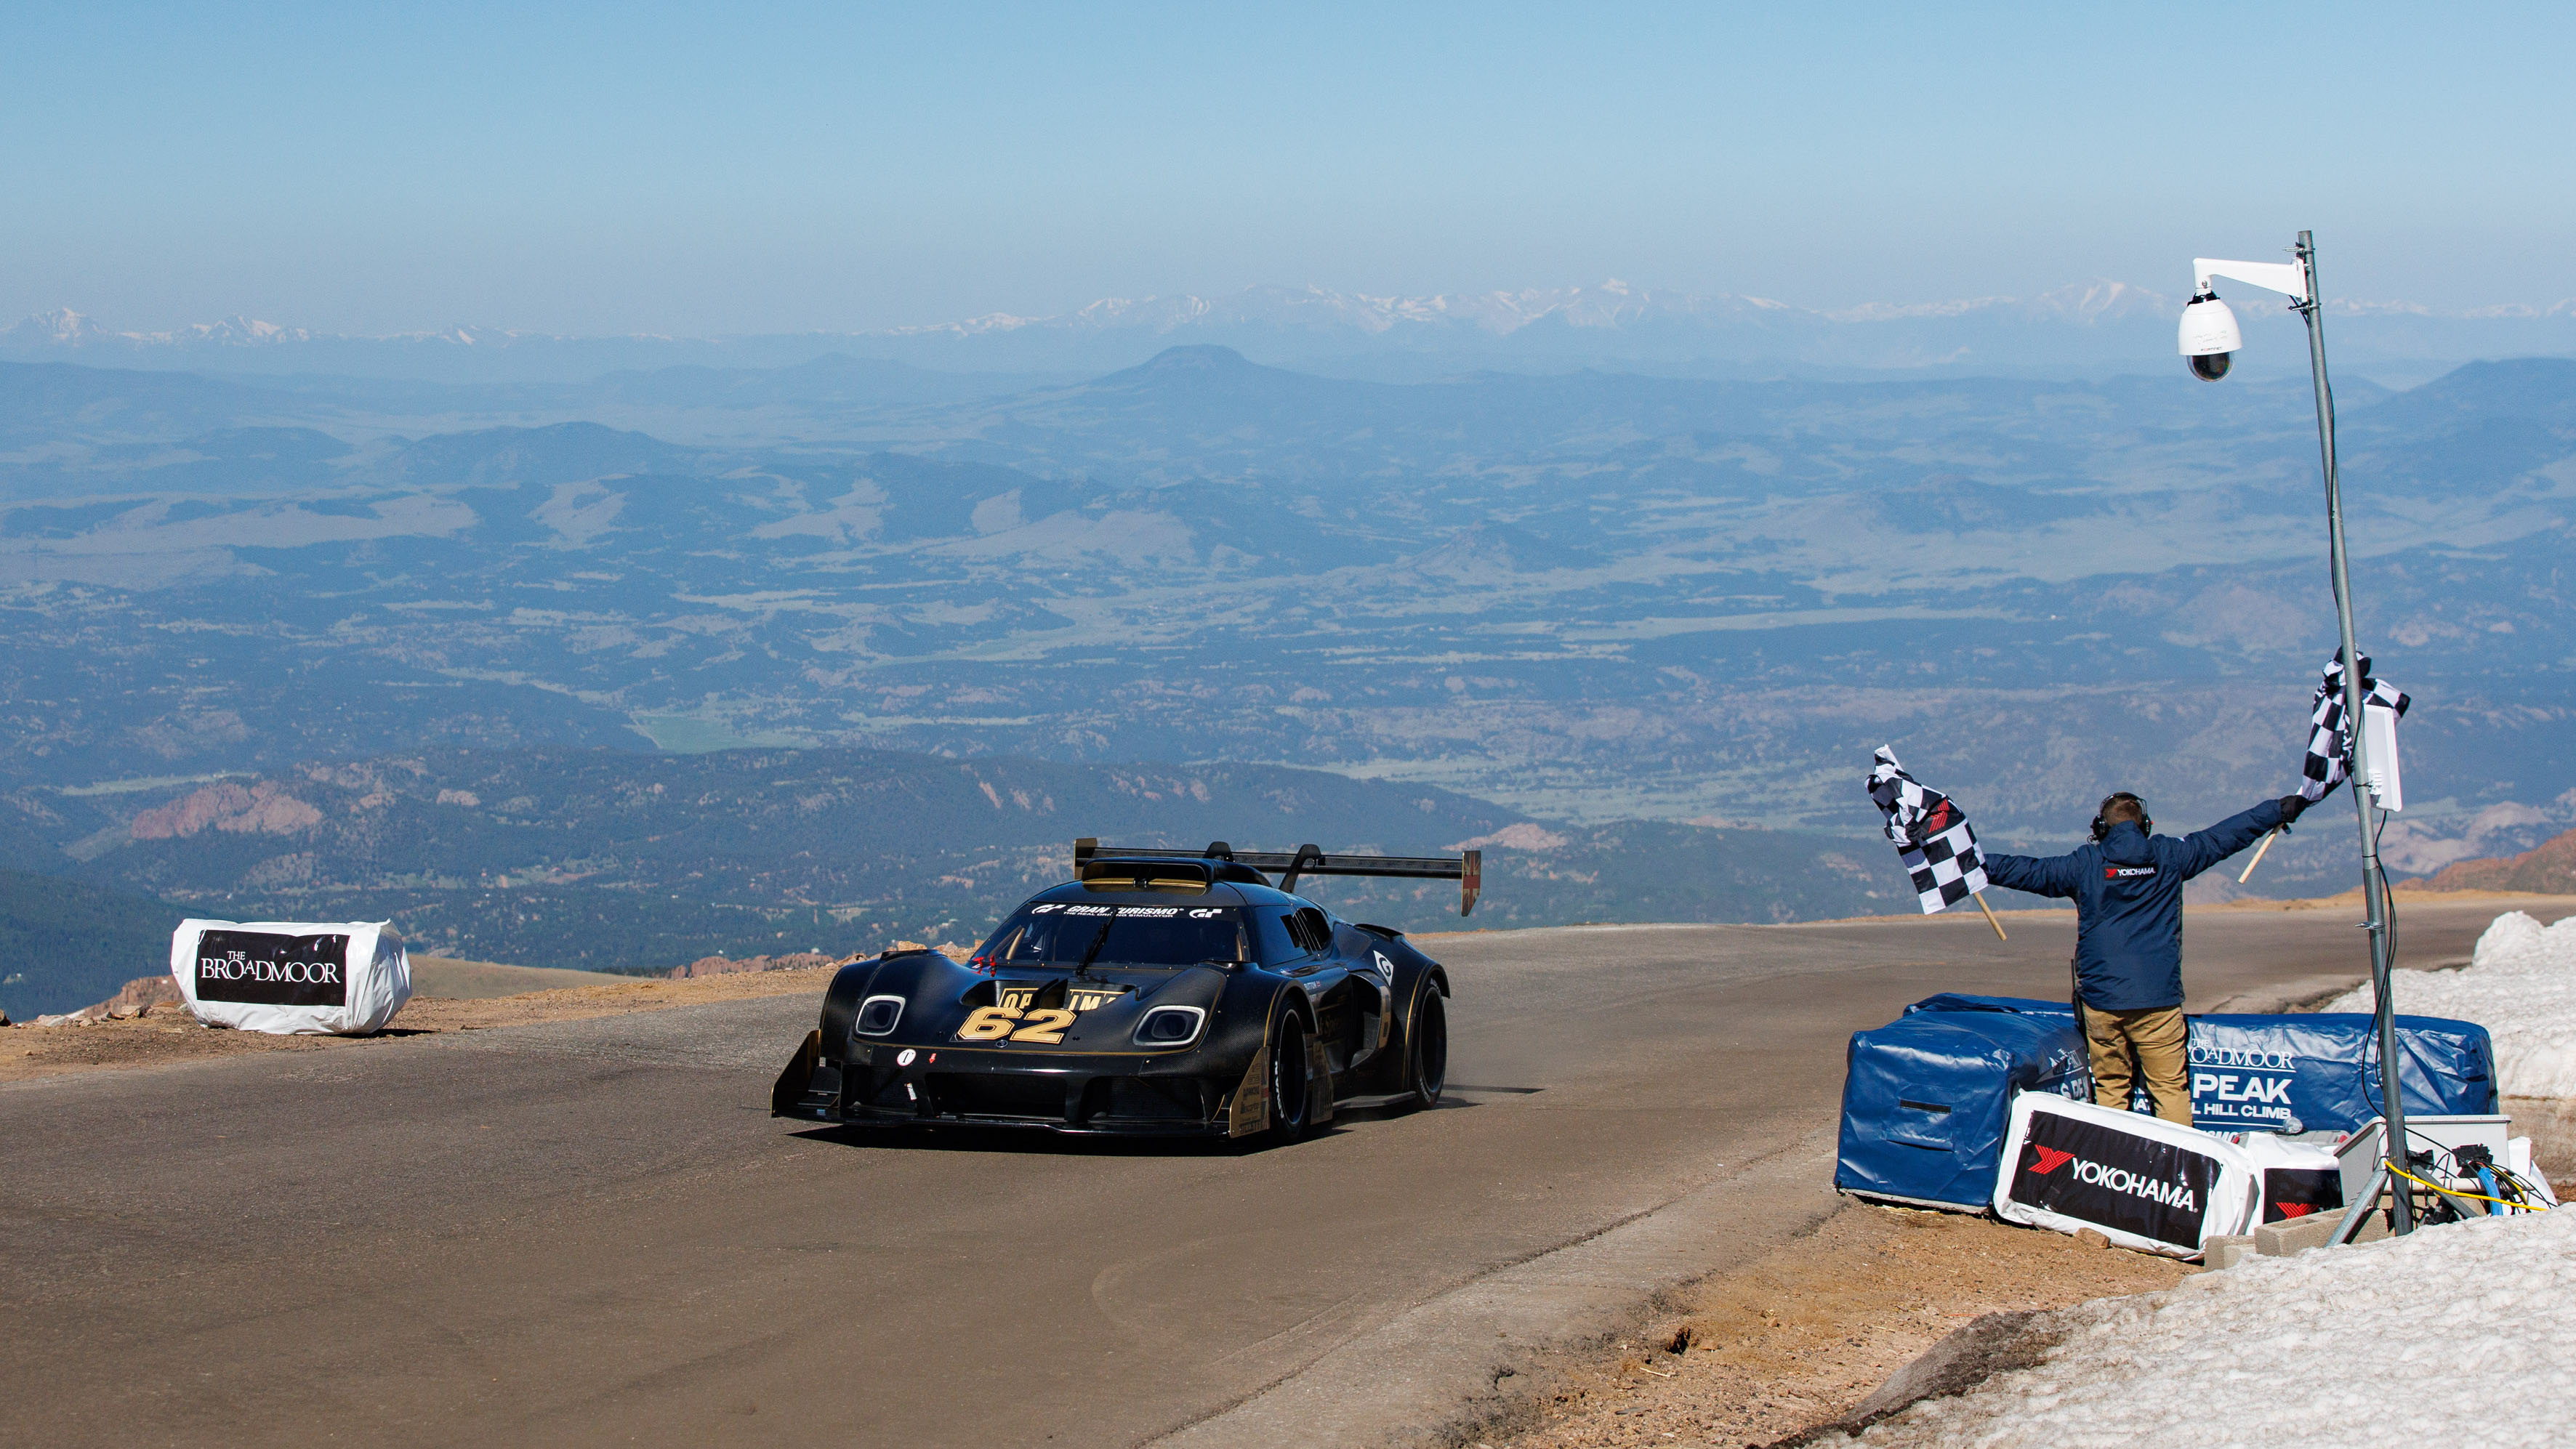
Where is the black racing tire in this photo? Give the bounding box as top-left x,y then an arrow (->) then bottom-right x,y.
1268,1014 -> 1313,1144
1400,989 -> 1446,1111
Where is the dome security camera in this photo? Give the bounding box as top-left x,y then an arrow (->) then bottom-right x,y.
2178,291 -> 2240,382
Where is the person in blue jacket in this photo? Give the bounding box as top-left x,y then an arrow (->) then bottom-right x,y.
1982,791 -> 2309,1123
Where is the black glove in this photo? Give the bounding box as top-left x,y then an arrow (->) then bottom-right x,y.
2276,794 -> 2309,823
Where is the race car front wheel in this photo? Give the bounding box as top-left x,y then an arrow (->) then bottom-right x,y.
1401,990 -> 1446,1111
1269,1014 -> 1313,1143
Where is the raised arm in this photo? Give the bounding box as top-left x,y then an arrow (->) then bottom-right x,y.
1982,847 -> 2086,900
2173,796 -> 2298,880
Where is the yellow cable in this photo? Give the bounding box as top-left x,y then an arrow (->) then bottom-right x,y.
2383,1162 -> 2553,1213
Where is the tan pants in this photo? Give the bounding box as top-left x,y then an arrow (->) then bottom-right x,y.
2081,1004 -> 2191,1124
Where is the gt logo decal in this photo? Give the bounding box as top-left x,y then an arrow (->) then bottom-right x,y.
956,1005 -> 1078,1044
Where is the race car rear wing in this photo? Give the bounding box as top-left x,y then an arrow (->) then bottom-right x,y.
1073,838 -> 1481,916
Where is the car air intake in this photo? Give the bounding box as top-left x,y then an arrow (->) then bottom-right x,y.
927,1073 -> 1066,1121
1101,1078 -> 1206,1122
1135,1006 -> 1206,1046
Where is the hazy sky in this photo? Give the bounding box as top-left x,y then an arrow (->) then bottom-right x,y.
7,2 -> 2570,336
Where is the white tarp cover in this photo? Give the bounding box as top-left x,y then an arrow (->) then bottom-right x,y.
1994,1092 -> 2260,1259
169,919 -> 411,1036
2232,1130 -> 2344,1222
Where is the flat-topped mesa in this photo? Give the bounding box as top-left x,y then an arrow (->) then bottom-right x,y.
2423,827 -> 2576,895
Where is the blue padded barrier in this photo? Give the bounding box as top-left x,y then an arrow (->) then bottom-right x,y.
1835,996 -> 2497,1209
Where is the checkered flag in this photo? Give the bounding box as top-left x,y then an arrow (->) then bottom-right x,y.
1866,746 -> 1989,915
2300,652 -> 2410,802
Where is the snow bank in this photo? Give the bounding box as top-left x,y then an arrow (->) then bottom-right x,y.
1861,1205 -> 2576,1447
2325,911 -> 2576,1099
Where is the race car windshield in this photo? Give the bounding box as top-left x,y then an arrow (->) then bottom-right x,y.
976,907 -> 1247,969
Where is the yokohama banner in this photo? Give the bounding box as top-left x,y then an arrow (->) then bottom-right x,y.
1993,1092 -> 2259,1259
169,919 -> 413,1035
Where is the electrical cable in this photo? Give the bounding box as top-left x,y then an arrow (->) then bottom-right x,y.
2387,1162 -> 2551,1212
2391,1123 -> 2555,1213
2488,1160 -> 2556,1208
2372,804 -> 2399,973
2476,1166 -> 2510,1211
2348,801 -> 2414,1211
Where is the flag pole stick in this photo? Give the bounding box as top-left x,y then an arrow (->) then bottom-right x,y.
1972,892 -> 2008,941
2237,828 -> 2280,884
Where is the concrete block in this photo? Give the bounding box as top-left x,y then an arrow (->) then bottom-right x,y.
2202,1235 -> 2256,1269
2256,1206 -> 2387,1256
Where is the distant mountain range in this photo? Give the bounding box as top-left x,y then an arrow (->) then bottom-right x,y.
4,336 -> 2572,964
4,344 -> 2572,870
11,277 -> 2576,383
0,743 -> 1904,1015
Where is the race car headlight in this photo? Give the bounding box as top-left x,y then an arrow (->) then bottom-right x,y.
853,995 -> 905,1036
1133,1006 -> 1206,1047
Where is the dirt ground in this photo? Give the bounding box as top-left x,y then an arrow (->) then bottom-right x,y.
1468,1204 -> 2194,1449
0,964 -> 840,1084
406,954 -> 633,998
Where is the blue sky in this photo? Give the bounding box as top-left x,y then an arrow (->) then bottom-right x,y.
5,2 -> 2569,334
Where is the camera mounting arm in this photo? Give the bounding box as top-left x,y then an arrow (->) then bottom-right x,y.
2191,257 -> 2309,304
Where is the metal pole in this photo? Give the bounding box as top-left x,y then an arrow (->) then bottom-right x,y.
2298,229 -> 2412,1234
2330,1163 -> 2389,1246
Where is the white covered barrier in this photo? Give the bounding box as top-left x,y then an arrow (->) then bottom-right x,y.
2233,1130 -> 2345,1223
169,919 -> 412,1036
1995,1091 -> 2261,1259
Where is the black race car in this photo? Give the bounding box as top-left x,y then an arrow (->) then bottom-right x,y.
771,839 -> 1479,1141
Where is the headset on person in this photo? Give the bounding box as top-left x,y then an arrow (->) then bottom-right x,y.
2089,792 -> 2152,842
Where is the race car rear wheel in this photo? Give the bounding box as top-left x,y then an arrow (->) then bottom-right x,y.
1401,989 -> 1446,1110
1268,1014 -> 1313,1143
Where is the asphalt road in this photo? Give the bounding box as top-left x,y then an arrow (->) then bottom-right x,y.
5,898 -> 2559,1449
